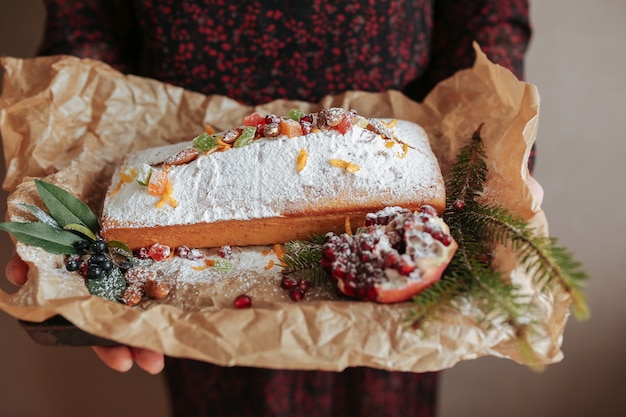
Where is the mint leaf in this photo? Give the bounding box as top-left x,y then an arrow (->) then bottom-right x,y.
35,180 -> 100,233
0,222 -> 82,254
87,268 -> 126,302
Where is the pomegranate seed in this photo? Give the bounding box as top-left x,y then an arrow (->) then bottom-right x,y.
233,294 -> 252,309
396,262 -> 416,275
289,287 -> 305,301
79,262 -> 88,277
300,120 -> 313,134
453,199 -> 466,211
298,279 -> 311,292
440,234 -> 452,246
280,276 -> 297,289
419,205 -> 438,216
176,246 -> 203,259
431,230 -> 444,242
218,245 -> 233,258
265,114 -> 280,124
136,247 -> 151,259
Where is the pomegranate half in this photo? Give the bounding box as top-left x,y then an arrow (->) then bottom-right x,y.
321,206 -> 457,303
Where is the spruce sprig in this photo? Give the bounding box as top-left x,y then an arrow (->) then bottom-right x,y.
280,236 -> 329,286
464,205 -> 589,319
411,124 -> 589,337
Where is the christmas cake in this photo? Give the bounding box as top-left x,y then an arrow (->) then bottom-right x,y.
100,108 -> 445,250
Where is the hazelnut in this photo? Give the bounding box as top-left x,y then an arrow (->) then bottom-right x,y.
122,284 -> 144,306
144,279 -> 170,300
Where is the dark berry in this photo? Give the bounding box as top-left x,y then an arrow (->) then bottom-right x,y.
99,258 -> 114,272
65,255 -> 82,272
119,260 -> 134,273
91,239 -> 108,254
89,253 -> 107,266
86,264 -> 103,280
75,240 -> 90,255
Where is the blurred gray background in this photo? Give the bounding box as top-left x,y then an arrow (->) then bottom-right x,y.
1,1 -> 625,416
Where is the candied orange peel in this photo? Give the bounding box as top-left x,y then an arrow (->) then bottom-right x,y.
296,148 -> 308,172
329,159 -> 360,174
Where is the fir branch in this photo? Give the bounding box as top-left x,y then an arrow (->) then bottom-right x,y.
444,123 -> 488,207
409,122 -> 589,362
280,239 -> 329,286
464,205 -> 590,320
407,271 -> 471,328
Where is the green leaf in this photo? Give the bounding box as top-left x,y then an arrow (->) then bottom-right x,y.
17,203 -> 61,228
107,240 -> 133,258
35,180 -> 100,232
63,223 -> 98,241
87,268 -> 126,302
0,222 -> 82,254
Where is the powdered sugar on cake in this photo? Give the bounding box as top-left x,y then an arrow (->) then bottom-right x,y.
100,112 -> 443,239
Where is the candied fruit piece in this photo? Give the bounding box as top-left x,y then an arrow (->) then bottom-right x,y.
193,132 -> 219,152
296,148 -> 308,172
148,169 -> 168,196
243,113 -> 266,127
233,126 -> 257,148
286,108 -> 305,121
279,119 -> 303,138
147,243 -> 171,261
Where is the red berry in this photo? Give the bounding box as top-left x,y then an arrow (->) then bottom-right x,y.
419,205 -> 438,216
233,294 -> 252,309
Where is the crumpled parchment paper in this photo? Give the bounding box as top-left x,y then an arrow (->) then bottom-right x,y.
0,45 -> 571,372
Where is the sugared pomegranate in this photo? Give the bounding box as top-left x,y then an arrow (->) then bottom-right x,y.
321,206 -> 457,303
